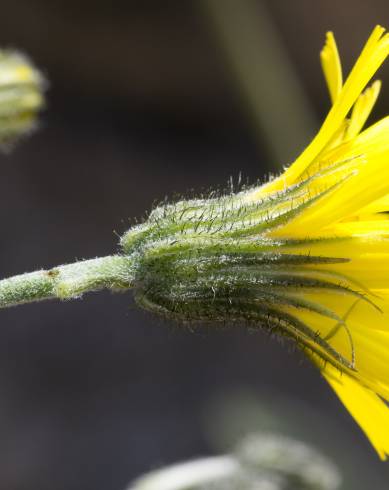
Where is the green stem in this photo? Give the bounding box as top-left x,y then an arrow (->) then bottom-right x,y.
0,254 -> 135,309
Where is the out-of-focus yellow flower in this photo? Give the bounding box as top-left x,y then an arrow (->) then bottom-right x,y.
0,50 -> 45,147
246,25 -> 389,459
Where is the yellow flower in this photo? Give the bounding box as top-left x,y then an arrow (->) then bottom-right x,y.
120,26 -> 389,459
247,25 -> 389,459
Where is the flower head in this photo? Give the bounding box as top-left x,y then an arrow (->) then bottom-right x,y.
121,26 -> 389,458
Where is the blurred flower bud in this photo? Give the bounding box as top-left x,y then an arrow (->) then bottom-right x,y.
0,49 -> 45,148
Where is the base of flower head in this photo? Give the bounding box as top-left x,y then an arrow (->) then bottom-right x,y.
119,189 -> 379,374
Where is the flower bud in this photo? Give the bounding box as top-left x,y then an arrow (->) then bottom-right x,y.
0,50 -> 46,147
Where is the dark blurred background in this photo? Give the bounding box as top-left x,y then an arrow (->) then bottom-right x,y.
0,1 -> 389,489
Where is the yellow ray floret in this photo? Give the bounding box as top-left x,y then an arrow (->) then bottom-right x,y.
346,80 -> 381,139
320,31 -> 343,103
322,363 -> 389,460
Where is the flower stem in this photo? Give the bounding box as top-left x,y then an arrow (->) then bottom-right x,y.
0,254 -> 135,309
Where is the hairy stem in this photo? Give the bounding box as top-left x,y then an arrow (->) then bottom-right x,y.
0,254 -> 135,309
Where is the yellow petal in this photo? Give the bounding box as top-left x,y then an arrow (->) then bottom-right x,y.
320,31 -> 343,104
322,364 -> 389,460
302,308 -> 389,391
355,192 -> 389,216
346,80 -> 381,139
